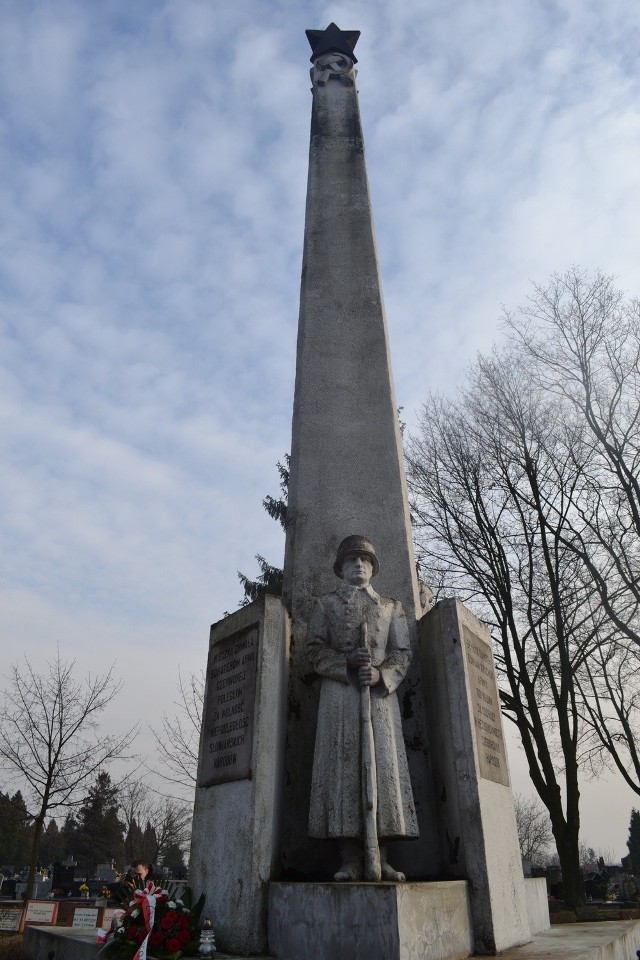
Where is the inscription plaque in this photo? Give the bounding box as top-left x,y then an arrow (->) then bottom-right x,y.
0,905 -> 23,932
23,900 -> 58,926
199,622 -> 259,787
72,906 -> 99,928
463,625 -> 510,786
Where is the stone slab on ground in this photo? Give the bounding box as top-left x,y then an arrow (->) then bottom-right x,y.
499,919 -> 640,959
22,919 -> 640,960
23,926 -> 99,960
22,927 -> 276,960
268,880 -> 473,960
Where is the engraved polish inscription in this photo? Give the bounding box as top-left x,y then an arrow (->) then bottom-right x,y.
0,906 -> 23,932
23,901 -> 57,925
199,623 -> 259,787
462,625 -> 510,786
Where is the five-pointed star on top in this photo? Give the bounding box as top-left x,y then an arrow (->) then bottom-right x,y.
305,22 -> 360,64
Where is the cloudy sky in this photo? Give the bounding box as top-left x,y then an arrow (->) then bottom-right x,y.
2,0 -> 639,858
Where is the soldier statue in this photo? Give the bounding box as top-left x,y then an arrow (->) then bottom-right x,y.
307,535 -> 418,881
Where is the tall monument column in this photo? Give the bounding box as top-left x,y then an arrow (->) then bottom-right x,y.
190,25 -> 540,959
281,23 -> 438,878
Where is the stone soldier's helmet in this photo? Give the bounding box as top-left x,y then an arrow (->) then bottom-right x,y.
333,535 -> 380,578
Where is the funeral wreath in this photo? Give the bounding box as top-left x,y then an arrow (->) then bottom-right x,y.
100,881 -> 205,960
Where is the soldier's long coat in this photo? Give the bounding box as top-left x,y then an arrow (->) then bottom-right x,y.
307,583 -> 419,840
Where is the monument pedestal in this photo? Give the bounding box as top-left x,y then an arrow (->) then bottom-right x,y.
189,596 -> 290,955
268,881 -> 473,960
419,599 -> 532,953
190,24 -> 547,960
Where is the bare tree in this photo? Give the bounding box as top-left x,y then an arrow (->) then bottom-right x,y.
575,639 -> 640,793
149,670 -> 204,798
0,652 -> 136,897
408,364 -> 594,904
505,269 -> 640,792
407,272 -> 640,904
505,268 -> 640,648
150,795 -> 193,864
514,793 -> 553,864
119,779 -> 191,866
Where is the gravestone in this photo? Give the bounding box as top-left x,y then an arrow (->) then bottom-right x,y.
22,900 -> 58,929
71,907 -> 100,929
0,904 -> 23,933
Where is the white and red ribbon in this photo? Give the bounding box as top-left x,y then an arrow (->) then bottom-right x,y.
132,882 -> 164,960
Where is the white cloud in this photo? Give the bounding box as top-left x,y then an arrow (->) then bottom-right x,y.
1,0 -> 639,857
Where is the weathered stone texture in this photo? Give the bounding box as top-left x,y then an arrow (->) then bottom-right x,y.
189,596 -> 289,954
281,69 -> 438,881
419,599 -> 531,953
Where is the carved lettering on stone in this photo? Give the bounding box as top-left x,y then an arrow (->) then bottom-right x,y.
199,623 -> 259,787
0,907 -> 23,932
462,625 -> 510,787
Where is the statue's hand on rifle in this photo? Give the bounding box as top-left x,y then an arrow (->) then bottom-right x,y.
347,647 -> 380,687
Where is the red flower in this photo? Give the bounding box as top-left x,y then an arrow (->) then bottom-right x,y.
166,938 -> 182,952
177,929 -> 191,945
136,930 -> 147,945
160,911 -> 179,930
150,932 -> 164,946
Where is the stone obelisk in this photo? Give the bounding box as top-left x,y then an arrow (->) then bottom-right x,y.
190,26 -> 541,957
281,22 -> 438,878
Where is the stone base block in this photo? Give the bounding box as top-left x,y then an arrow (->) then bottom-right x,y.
23,927 -> 101,960
524,877 -> 550,934
268,881 -> 473,960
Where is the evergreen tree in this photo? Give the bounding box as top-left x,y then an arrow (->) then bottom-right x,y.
39,819 -> 66,868
140,820 -> 159,863
124,818 -> 145,864
68,772 -> 126,873
0,790 -> 33,869
627,809 -> 640,874
60,811 -> 78,853
160,841 -> 186,878
238,457 -> 288,605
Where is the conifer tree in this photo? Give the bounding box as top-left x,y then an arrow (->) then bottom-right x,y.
238,457 -> 289,605
39,819 -> 66,868
627,809 -> 640,874
66,772 -> 126,872
0,790 -> 33,869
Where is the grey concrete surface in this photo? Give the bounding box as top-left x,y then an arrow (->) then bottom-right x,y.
23,918 -> 640,960
524,878 -> 551,935
281,39 -> 438,883
189,595 -> 290,955
22,926 -> 275,960
268,880 -> 473,960
419,600 -> 532,953
500,919 -> 640,958
23,926 -> 100,960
